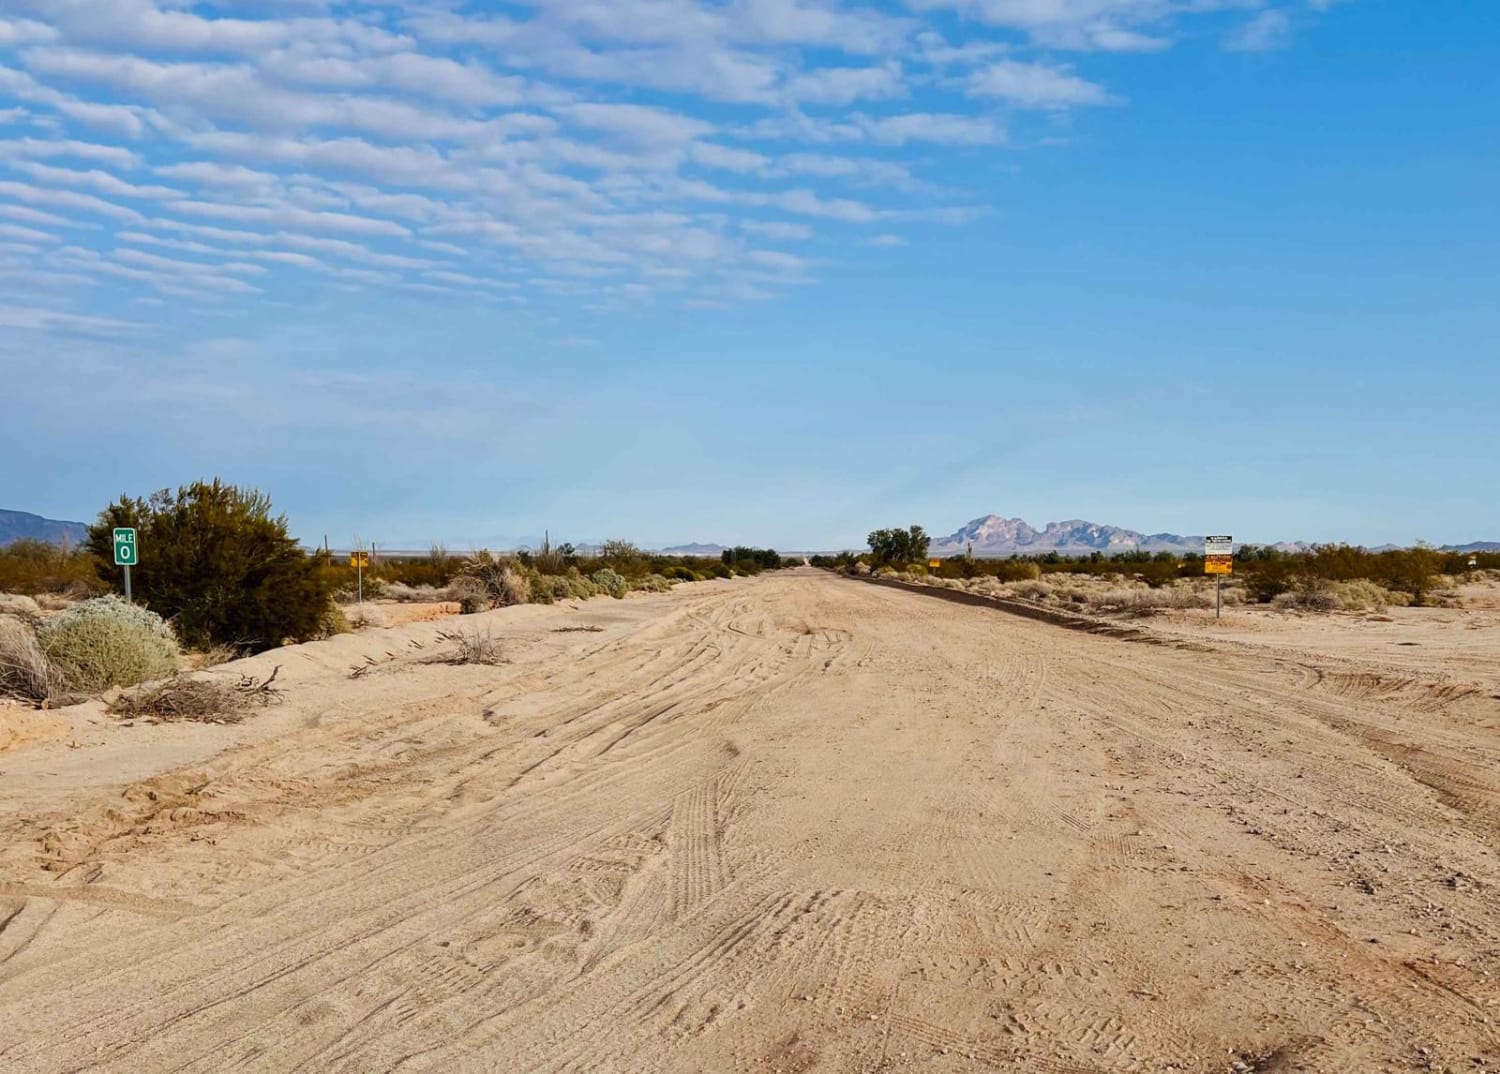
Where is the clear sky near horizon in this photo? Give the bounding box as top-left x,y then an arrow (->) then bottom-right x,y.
1,1 -> 1496,551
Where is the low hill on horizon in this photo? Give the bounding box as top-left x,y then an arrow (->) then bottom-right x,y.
0,509 -> 89,548
928,514 -> 1495,558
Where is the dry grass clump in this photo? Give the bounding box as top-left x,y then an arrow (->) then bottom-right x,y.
1273,579 -> 1403,613
110,667 -> 282,724
37,596 -> 180,692
1010,579 -> 1053,602
0,618 -> 52,701
0,593 -> 43,627
431,628 -> 504,665
381,581 -> 447,603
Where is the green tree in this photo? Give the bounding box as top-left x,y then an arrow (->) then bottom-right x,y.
87,480 -> 333,651
866,525 -> 929,566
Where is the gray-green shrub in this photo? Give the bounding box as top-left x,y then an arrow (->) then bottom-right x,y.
37,595 -> 179,692
591,568 -> 628,599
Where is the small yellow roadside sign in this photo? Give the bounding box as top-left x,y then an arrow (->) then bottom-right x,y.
928,559 -> 941,569
350,551 -> 370,567
1204,555 -> 1233,575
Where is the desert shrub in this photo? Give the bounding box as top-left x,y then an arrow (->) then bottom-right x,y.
87,481 -> 334,651
445,575 -> 489,613
663,565 -> 698,582
1376,546 -> 1442,604
0,593 -> 43,627
1326,579 -> 1391,612
0,618 -> 52,701
1010,580 -> 1053,602
599,539 -> 648,579
37,595 -> 179,692
590,568 -> 628,598
456,552 -> 534,608
382,581 -> 445,603
849,561 -> 871,577
335,576 -> 386,604
0,539 -> 102,596
317,604 -> 352,638
1273,585 -> 1339,613
431,628 -> 504,665
632,574 -> 672,593
532,572 -> 600,603
499,568 -> 530,606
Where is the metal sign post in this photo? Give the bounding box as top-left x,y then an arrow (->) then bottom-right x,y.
112,527 -> 138,602
350,550 -> 370,604
1204,535 -> 1233,619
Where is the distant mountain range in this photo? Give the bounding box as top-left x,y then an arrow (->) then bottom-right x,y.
928,515 -> 1496,558
0,510 -> 88,548
4,507 -> 1493,558
659,542 -> 726,556
930,515 -> 1206,557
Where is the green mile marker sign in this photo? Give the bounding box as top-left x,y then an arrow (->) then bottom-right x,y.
113,528 -> 138,566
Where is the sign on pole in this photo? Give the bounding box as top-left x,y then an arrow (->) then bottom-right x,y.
928,559 -> 941,570
113,527 -> 137,602
1204,535 -> 1232,620
1203,535 -> 1233,575
350,549 -> 368,605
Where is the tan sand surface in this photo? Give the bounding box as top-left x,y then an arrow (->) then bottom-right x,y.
2,570 -> 1498,1072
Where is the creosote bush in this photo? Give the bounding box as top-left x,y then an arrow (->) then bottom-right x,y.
88,481 -> 334,651
36,595 -> 179,692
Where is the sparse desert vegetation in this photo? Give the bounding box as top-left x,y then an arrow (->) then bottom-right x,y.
0,480 -> 800,712
810,530 -> 1497,617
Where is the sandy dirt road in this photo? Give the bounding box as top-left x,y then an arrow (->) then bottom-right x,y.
2,570 -> 1499,1072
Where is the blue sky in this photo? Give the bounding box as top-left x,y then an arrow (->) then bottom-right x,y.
1,0 -> 1495,550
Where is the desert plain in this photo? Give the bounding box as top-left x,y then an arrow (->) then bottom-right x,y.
2,568 -> 1499,1072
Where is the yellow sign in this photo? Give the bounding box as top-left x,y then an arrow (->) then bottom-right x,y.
928,559 -> 941,569
349,551 -> 370,567
1204,554 -> 1233,575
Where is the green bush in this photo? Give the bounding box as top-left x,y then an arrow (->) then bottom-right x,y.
37,595 -> 179,692
87,481 -> 333,652
632,574 -> 672,593
531,571 -> 600,603
590,568 -> 628,598
663,565 -> 698,582
708,563 -> 732,579
0,539 -> 102,597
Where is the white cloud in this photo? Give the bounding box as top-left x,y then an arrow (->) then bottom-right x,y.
0,304 -> 140,334
740,219 -> 814,240
7,160 -> 181,199
0,0 -> 1324,320
966,59 -> 1117,108
785,63 -> 906,105
562,102 -> 714,146
1225,9 -> 1293,52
